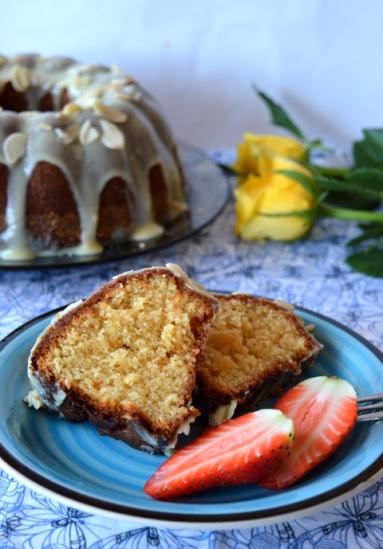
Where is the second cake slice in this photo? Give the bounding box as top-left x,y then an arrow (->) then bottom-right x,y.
196,294 -> 322,425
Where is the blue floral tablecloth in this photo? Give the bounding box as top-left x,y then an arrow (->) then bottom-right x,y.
0,150 -> 382,548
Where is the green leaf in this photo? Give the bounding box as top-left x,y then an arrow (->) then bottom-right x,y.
254,87 -> 306,140
364,129 -> 383,151
307,138 -> 323,148
347,223 -> 383,246
323,190 -> 381,211
259,208 -> 316,221
353,129 -> 383,169
305,138 -> 331,154
353,141 -> 383,169
277,169 -> 319,199
311,165 -> 349,179
324,167 -> 383,209
346,168 -> 383,191
316,175 -> 382,201
317,191 -> 329,204
346,247 -> 383,277
216,163 -> 240,177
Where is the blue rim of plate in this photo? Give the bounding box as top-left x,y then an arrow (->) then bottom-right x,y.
0,301 -> 382,525
0,143 -> 230,270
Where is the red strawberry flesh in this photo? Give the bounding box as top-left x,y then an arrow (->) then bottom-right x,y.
144,409 -> 294,500
260,376 -> 357,490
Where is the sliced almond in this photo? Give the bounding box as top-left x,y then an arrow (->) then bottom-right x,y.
121,83 -> 142,101
54,123 -> 79,145
10,65 -> 31,92
100,119 -> 125,149
3,132 -> 27,165
62,102 -> 81,118
171,200 -> 188,215
77,63 -> 108,74
76,95 -> 97,109
93,101 -> 127,123
71,75 -> 91,89
79,119 -> 100,145
122,83 -> 137,94
115,88 -> 142,102
108,78 -> 126,90
274,299 -> 294,311
38,123 -> 52,131
115,93 -> 133,102
64,378 -> 72,390
109,74 -> 134,86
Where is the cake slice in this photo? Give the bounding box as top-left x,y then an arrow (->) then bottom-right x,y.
26,265 -> 218,454
195,294 -> 322,426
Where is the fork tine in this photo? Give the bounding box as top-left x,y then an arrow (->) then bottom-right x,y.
358,402 -> 383,412
358,393 -> 383,403
357,411 -> 383,422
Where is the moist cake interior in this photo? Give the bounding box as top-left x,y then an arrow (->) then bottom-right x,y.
199,297 -> 317,394
38,274 -> 206,429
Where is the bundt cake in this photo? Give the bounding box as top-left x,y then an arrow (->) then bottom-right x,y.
0,54 -> 186,259
26,265 -> 218,454
196,294 -> 322,425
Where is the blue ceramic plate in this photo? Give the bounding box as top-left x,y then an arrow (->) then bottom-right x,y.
0,305 -> 382,528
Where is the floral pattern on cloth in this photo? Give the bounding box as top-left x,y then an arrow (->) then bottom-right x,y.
0,149 -> 382,548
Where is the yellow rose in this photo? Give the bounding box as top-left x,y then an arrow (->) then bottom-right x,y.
233,133 -> 305,175
235,155 -> 315,241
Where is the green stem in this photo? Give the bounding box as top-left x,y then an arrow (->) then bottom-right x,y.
311,165 -> 349,178
319,204 -> 383,223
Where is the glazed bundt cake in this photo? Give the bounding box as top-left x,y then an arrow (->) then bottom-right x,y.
0,54 -> 186,259
196,294 -> 322,425
26,265 -> 218,454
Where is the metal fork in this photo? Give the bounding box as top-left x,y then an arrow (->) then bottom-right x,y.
358,394 -> 383,421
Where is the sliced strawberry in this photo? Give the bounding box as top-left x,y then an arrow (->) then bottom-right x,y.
145,409 -> 294,500
260,376 -> 357,490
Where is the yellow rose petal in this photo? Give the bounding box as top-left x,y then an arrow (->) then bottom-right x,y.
233,133 -> 305,181
240,210 -> 311,241
233,141 -> 261,174
234,174 -> 267,231
243,133 -> 305,160
235,152 -> 315,241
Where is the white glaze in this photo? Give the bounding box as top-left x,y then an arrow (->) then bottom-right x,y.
273,298 -> 295,311
24,389 -> 44,410
130,222 -> 164,241
129,417 -> 190,456
209,400 -> 237,427
25,300 -> 86,411
165,263 -> 218,302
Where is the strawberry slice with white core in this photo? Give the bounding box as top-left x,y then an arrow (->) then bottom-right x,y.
145,409 -> 294,500
260,376 -> 357,490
